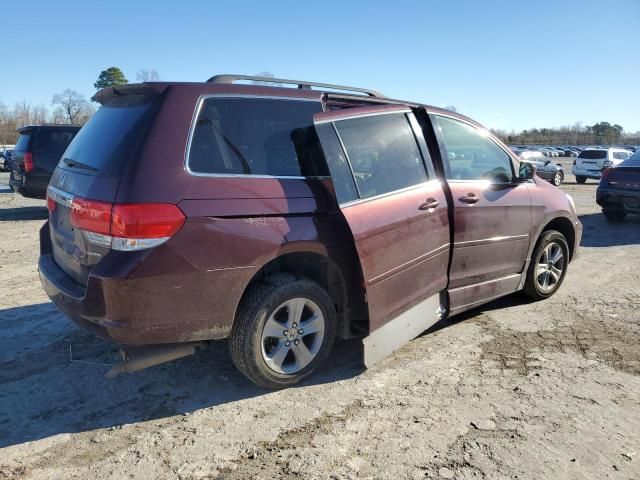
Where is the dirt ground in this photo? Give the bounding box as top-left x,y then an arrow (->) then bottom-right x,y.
0,165 -> 639,480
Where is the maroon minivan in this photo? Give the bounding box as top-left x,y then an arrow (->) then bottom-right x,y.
39,75 -> 582,388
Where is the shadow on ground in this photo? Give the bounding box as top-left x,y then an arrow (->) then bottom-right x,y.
0,206 -> 47,221
579,212 -> 640,247
0,302 -> 364,448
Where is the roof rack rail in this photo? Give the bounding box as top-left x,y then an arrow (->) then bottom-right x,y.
207,74 -> 386,98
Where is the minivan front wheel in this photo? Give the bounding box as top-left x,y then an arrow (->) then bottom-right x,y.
229,274 -> 337,389
523,230 -> 569,300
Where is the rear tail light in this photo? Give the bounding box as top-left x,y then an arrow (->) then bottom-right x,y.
23,152 -> 33,173
600,167 -> 614,184
46,191 -> 56,213
69,198 -> 185,251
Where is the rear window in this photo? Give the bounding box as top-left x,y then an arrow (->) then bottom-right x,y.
60,95 -> 159,176
187,98 -> 327,177
15,133 -> 31,151
578,150 -> 607,159
32,129 -> 77,151
621,151 -> 640,167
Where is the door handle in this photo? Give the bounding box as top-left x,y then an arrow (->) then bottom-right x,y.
458,193 -> 479,204
418,198 -> 440,210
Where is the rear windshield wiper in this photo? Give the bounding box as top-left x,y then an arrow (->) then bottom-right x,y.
63,157 -> 98,172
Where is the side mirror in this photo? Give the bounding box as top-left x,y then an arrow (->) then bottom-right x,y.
544,159 -> 551,165
519,162 -> 535,181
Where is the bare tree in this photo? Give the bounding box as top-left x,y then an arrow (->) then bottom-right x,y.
51,89 -> 91,124
136,69 -> 161,82
13,101 -> 33,126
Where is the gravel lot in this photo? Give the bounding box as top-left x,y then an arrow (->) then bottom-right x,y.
0,164 -> 639,480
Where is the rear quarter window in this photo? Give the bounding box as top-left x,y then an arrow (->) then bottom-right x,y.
14,133 -> 31,151
187,97 -> 327,177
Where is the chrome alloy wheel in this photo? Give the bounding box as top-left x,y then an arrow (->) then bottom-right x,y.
535,241 -> 565,293
260,297 -> 325,374
553,171 -> 563,186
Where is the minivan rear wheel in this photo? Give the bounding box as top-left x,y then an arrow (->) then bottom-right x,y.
575,175 -> 587,184
523,230 -> 569,300
229,273 -> 337,389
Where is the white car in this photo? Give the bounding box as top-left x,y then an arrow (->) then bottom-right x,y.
572,148 -> 632,184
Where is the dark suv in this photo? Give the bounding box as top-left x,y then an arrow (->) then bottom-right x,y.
39,75 -> 582,388
10,124 -> 80,198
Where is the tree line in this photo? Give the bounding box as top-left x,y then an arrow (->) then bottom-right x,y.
491,121 -> 640,146
0,67 -> 159,144
2,69 -> 638,147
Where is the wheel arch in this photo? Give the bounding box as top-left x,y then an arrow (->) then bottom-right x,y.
235,249 -> 367,339
540,216 -> 576,261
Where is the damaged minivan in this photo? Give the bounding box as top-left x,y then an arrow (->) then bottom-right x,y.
39,75 -> 582,388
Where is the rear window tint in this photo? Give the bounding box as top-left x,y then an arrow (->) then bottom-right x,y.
15,133 -> 31,151
578,150 -> 607,159
32,129 -> 78,151
187,98 -> 327,177
60,95 -> 159,176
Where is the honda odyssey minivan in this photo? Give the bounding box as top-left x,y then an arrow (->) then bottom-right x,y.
39,75 -> 582,388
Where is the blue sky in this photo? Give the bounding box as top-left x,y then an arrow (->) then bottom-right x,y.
1,0 -> 638,132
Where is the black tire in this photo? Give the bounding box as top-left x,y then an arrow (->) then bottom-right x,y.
575,176 -> 587,184
229,273 -> 337,389
552,171 -> 564,186
523,230 -> 570,300
602,208 -> 627,222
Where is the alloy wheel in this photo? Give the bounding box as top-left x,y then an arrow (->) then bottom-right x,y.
260,297 -> 325,374
554,171 -> 563,186
535,241 -> 565,293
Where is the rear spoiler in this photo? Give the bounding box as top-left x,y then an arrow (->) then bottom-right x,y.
92,83 -> 166,105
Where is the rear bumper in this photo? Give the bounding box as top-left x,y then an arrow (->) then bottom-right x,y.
9,172 -> 46,198
38,222 -> 256,345
572,166 -> 602,179
596,187 -> 640,212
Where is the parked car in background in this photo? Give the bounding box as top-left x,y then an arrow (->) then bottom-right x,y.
566,148 -> 580,157
516,150 -> 565,186
39,75 -> 582,389
10,125 -> 80,198
572,148 -> 632,184
1,149 -> 14,171
597,151 -> 640,221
